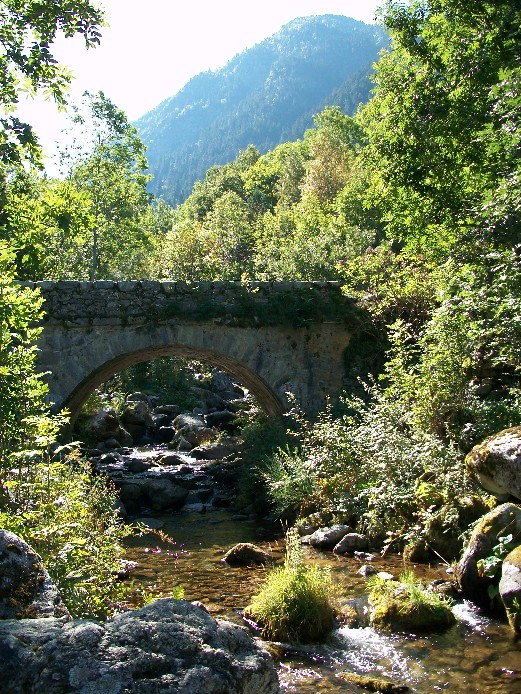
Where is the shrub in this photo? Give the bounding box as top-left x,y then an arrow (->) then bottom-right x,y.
245,529 -> 337,643
1,444 -> 134,619
261,387 -> 471,551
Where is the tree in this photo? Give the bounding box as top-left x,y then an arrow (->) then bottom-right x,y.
1,172 -> 94,280
360,0 -> 521,258
0,243 -> 48,472
0,0 -> 104,168
65,92 -> 154,280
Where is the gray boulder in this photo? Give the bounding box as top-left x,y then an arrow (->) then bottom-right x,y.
84,409 -> 133,446
139,479 -> 189,512
333,533 -> 369,554
0,530 -> 69,620
0,599 -> 279,693
173,413 -> 206,431
499,545 -> 521,632
309,524 -> 352,549
190,440 -> 242,461
121,400 -> 153,427
454,503 -> 521,603
466,426 -> 521,500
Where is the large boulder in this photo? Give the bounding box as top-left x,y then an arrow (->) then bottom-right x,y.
309,525 -> 352,549
499,545 -> 521,632
333,533 -> 369,555
454,503 -> 521,603
466,426 -> 521,500
83,408 -> 133,447
0,530 -> 69,620
0,599 -> 279,693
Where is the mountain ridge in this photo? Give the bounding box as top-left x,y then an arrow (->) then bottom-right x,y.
136,15 -> 388,204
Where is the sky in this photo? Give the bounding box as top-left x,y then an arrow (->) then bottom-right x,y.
17,0 -> 384,166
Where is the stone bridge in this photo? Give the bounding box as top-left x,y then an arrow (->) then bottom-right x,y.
27,280 -> 360,423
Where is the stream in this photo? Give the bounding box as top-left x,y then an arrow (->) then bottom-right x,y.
122,494 -> 521,693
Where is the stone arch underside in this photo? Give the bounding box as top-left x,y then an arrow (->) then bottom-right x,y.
58,344 -> 284,425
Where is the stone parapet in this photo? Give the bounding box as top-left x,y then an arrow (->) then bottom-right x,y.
19,280 -> 354,328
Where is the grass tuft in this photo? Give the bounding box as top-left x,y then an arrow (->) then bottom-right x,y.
245,529 -> 337,643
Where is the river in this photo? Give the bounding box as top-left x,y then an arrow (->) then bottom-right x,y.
123,503 -> 521,693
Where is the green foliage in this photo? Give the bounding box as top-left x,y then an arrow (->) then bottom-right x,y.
383,250 -> 521,443
360,0 -> 521,257
237,410 -> 290,509
0,244 -> 137,619
261,386 -> 472,549
477,533 -> 518,603
246,529 -> 337,643
107,357 -> 200,411
0,448 -> 134,619
0,244 -> 48,470
64,91 -> 155,280
0,0 -> 104,168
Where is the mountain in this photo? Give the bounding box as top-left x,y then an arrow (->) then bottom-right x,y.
135,15 -> 388,205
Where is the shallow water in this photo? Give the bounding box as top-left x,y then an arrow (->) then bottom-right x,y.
124,505 -> 521,693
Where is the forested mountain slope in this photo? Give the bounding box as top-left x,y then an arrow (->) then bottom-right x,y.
135,15 -> 387,204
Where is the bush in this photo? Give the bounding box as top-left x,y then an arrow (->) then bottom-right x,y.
236,409 -> 290,509
261,386 -> 474,552
245,529 -> 337,643
1,444 -> 134,619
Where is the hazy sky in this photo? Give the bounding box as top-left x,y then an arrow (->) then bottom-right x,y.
18,0 -> 384,163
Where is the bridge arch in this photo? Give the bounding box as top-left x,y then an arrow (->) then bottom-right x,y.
63,344 -> 284,425
27,280 -> 355,424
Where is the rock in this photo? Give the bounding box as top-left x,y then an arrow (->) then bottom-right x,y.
173,413 -> 206,431
295,520 -> 319,536
154,404 -> 180,417
83,409 -> 133,446
156,425 -> 176,443
126,391 -> 149,402
127,458 -> 154,473
0,599 -> 279,693
151,412 -> 171,429
113,500 -> 128,520
121,400 -> 154,427
118,482 -> 144,510
190,386 -> 227,410
499,545 -> 521,632
333,533 -> 369,554
159,452 -> 185,466
187,427 -> 217,446
139,479 -> 189,512
369,578 -> 456,633
223,543 -> 272,566
176,435 -> 193,452
420,495 -> 490,561
190,440 -> 242,460
0,530 -> 69,620
466,426 -> 521,500
358,564 -> 378,577
338,672 -> 409,692
454,503 -> 521,604
309,524 -> 352,549
206,409 -> 238,430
